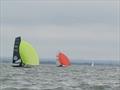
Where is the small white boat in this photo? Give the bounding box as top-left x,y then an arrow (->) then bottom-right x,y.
91,61 -> 95,67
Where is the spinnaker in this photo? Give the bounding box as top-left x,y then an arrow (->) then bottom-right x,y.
56,52 -> 71,67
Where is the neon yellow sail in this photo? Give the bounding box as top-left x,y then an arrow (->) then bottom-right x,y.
19,40 -> 39,65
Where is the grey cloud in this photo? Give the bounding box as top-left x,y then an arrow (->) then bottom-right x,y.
1,0 -> 117,26
0,0 -> 119,60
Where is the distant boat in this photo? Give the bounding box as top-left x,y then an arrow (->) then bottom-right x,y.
56,52 -> 71,67
12,36 -> 39,67
91,61 -> 95,67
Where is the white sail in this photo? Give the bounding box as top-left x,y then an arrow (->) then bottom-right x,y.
91,61 -> 94,67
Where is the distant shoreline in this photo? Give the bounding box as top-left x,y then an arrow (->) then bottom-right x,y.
0,57 -> 119,66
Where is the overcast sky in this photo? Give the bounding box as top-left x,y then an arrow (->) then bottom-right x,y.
0,0 -> 119,61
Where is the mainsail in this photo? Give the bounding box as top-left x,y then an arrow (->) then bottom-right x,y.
12,37 -> 21,65
12,37 -> 39,67
56,52 -> 71,67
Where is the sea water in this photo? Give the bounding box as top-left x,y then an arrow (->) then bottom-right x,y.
0,63 -> 120,90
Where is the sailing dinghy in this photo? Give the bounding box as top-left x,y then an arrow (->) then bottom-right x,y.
12,36 -> 39,67
56,52 -> 71,67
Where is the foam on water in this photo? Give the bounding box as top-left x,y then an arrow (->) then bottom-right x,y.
0,64 -> 120,90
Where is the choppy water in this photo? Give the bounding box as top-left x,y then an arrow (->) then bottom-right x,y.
0,64 -> 120,90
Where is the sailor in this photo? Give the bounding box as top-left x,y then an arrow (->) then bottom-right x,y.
57,64 -> 63,67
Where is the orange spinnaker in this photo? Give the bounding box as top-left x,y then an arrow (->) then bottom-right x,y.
57,52 -> 71,66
